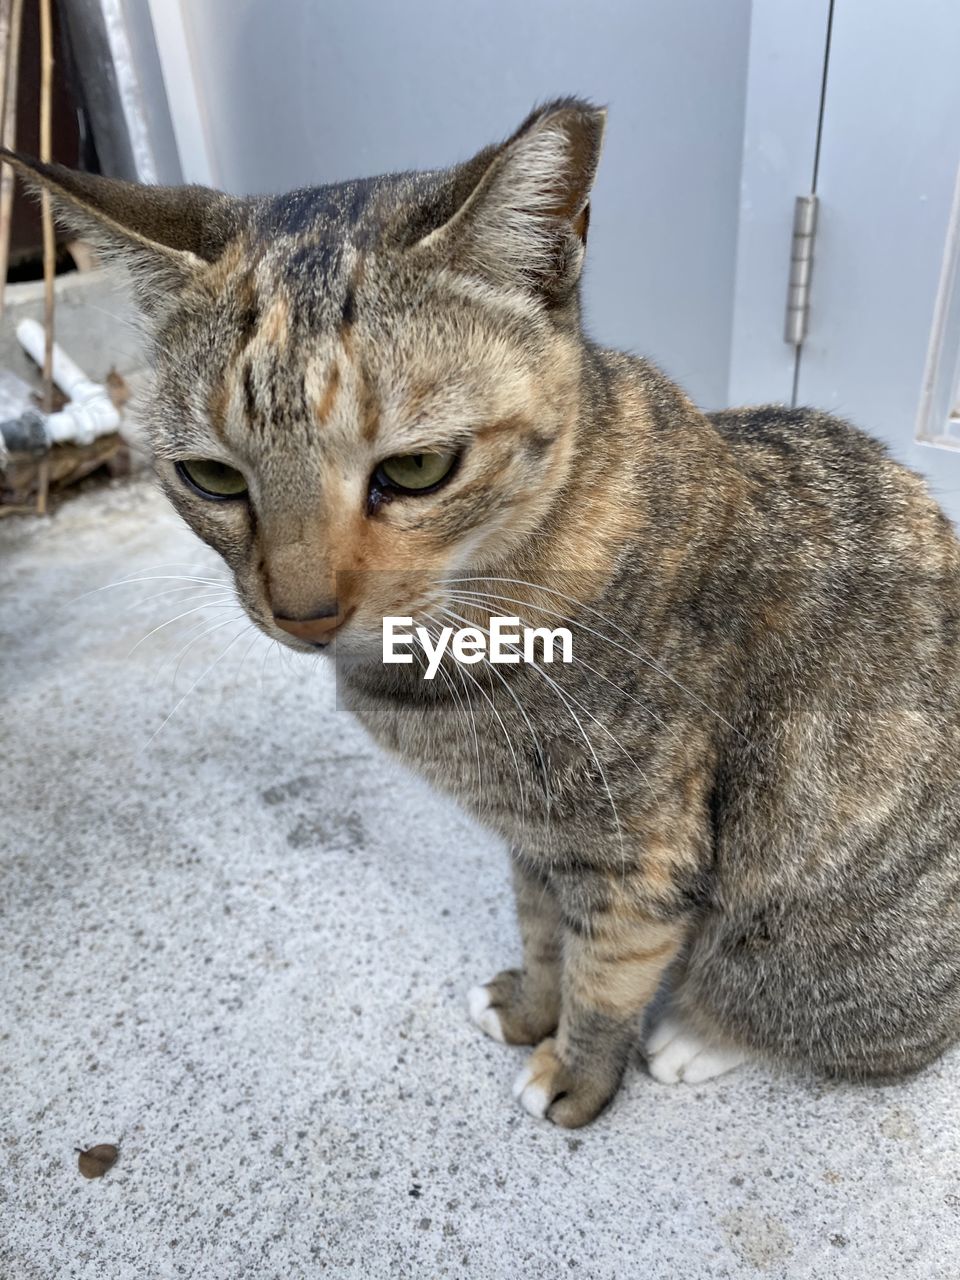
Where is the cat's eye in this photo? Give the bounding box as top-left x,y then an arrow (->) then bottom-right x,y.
176,458 -> 248,500
375,451 -> 458,494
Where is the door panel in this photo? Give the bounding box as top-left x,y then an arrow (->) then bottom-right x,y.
727,0 -> 832,408
794,0 -> 960,521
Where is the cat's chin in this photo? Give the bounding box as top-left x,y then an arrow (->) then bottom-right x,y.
264,625 -> 378,663
322,631 -> 397,677
335,650 -> 447,701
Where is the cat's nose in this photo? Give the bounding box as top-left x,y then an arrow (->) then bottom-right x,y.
272,602 -> 343,645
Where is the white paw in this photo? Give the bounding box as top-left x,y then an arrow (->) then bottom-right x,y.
467,984 -> 506,1043
646,1014 -> 748,1084
512,1058 -> 551,1118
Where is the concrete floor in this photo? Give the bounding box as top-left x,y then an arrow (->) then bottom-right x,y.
2,478 -> 960,1279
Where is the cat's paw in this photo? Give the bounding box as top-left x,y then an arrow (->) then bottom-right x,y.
512,1038 -> 617,1128
467,969 -> 557,1046
645,1014 -> 748,1084
467,983 -> 507,1042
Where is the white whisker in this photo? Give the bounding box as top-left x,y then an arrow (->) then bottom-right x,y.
437,634 -> 528,840
156,611 -> 248,692
141,621 -> 253,752
233,627 -> 267,688
418,612 -> 486,812
443,575 -> 745,741
127,595 -> 240,656
120,582 -> 234,614
440,604 -> 629,872
427,607 -> 552,827
445,589 -> 678,749
258,637 -> 279,696
72,571 -> 227,604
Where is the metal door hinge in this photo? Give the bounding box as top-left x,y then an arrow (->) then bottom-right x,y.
784,194 -> 818,345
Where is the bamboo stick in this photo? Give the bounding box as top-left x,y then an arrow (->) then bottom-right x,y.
36,0 -> 54,513
0,3 -> 14,168
0,0 -> 11,324
0,0 -> 23,319
39,0 -> 54,412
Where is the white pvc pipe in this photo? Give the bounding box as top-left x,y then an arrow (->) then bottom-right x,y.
16,318 -> 120,446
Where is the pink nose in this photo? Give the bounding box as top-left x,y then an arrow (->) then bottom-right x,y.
273,605 -> 352,645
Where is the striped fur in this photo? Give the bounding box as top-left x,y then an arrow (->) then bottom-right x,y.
15,98 -> 960,1127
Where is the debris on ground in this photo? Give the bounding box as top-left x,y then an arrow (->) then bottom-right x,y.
76,1143 -> 119,1180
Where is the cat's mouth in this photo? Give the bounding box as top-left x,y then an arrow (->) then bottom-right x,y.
273,605 -> 357,649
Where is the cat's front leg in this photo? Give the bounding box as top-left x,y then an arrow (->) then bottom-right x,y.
468,855 -> 562,1045
513,873 -> 687,1127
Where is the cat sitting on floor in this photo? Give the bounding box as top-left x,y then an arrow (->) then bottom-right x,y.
11,97 -> 960,1126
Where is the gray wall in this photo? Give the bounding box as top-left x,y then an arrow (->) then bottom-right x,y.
180,0 -> 752,409
117,0 -> 183,183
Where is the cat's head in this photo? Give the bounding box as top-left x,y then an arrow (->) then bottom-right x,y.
10,98 -> 605,659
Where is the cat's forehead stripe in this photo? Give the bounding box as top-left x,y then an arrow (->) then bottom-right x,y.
341,257 -> 365,326
312,360 -> 341,426
360,380 -> 381,443
241,364 -> 257,428
259,297 -> 290,349
206,380 -> 229,441
340,283 -> 356,332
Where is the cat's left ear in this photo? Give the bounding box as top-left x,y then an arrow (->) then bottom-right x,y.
416,97 -> 607,304
0,150 -> 245,320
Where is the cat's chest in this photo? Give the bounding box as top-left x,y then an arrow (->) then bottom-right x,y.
341,672 -> 595,845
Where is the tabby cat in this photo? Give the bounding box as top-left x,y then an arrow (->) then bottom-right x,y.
13,97 -> 960,1127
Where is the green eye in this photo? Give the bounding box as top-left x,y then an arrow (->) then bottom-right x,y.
177,458 -> 248,499
376,451 -> 458,493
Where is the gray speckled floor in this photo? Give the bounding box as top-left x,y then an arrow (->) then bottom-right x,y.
2,480 -> 959,1279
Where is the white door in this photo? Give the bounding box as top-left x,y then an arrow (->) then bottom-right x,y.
732,0 -> 960,524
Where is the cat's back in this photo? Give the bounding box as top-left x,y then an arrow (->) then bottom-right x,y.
709,403 -> 945,531
687,410 -> 960,1078
707,402 -> 960,609
703,403 -> 960,893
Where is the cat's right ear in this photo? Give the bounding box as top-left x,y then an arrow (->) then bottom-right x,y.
414,97 -> 607,305
0,151 -> 244,320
